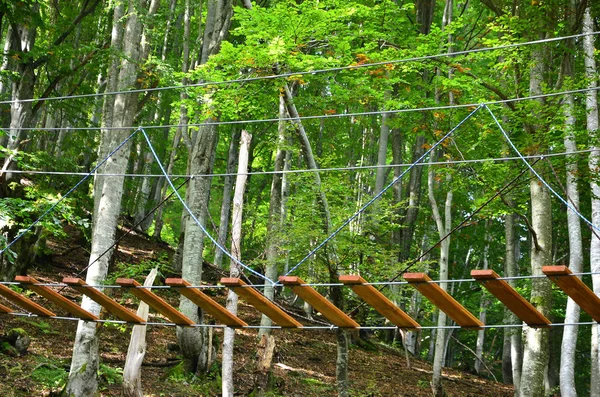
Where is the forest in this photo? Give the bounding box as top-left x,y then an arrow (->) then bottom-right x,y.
1,0 -> 600,396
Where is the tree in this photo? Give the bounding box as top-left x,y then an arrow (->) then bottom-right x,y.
66,1 -> 146,394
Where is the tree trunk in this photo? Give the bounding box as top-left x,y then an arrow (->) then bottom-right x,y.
282,84 -> 348,396
122,269 -> 158,397
503,208 -> 521,391
214,129 -> 240,268
259,95 -> 287,336
583,6 -> 600,396
428,150 -> 452,397
475,229 -> 490,375
559,53 -> 582,397
222,130 -> 251,397
519,31 -> 553,397
177,0 -> 232,373
65,1 -> 144,395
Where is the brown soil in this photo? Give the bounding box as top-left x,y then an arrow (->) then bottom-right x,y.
0,228 -> 514,396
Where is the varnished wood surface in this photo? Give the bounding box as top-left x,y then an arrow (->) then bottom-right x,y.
279,276 -> 359,328
471,270 -> 550,327
165,278 -> 248,327
339,275 -> 420,329
16,276 -> 98,321
220,278 -> 302,328
403,273 -> 483,329
543,266 -> 600,322
116,278 -> 194,326
0,283 -> 56,317
63,277 -> 144,323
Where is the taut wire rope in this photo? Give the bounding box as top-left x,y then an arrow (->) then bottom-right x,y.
485,104 -> 600,234
0,311 -> 597,331
0,129 -> 140,256
5,148 -> 595,178
10,86 -> 600,131
0,32 -> 597,106
277,104 -> 484,283
140,129 -> 274,284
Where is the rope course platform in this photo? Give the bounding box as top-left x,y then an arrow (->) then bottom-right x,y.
1,272 -> 599,332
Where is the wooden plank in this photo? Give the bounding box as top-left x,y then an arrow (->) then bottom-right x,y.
116,278 -> 194,326
15,276 -> 98,321
63,278 -> 144,324
165,278 -> 248,327
0,302 -> 12,313
403,273 -> 484,329
279,276 -> 359,328
543,265 -> 600,323
471,270 -> 551,327
0,284 -> 56,317
220,278 -> 302,328
339,275 -> 420,329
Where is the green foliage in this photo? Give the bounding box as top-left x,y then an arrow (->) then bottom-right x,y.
98,363 -> 123,387
109,254 -> 173,282
31,361 -> 69,391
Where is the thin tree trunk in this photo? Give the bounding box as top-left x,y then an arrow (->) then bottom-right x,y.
222,130 -> 251,397
503,208 -> 521,392
122,269 -> 158,397
583,6 -> 600,396
475,228 -> 490,375
559,58 -> 583,397
259,95 -> 287,336
428,149 -> 452,397
214,129 -> 240,268
282,84 -> 348,396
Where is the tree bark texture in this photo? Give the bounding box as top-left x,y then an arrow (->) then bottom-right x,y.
222,130 -> 251,397
428,150 -> 452,397
259,95 -> 287,336
122,269 -> 158,397
583,6 -> 600,396
65,1 -> 144,395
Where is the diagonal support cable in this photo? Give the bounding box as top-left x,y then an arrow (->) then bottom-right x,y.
485,104 -> 600,234
140,129 -> 274,284
278,104 -> 485,283
0,129 -> 140,256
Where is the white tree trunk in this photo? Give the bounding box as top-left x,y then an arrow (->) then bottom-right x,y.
475,229 -> 490,375
65,2 -> 144,395
428,150 -> 452,397
259,95 -> 287,336
214,129 -> 240,268
122,269 -> 158,397
559,87 -> 583,396
583,6 -> 600,396
222,130 -> 251,397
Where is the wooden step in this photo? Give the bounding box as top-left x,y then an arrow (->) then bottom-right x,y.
116,278 -> 194,326
339,275 -> 420,329
220,278 -> 302,328
542,266 -> 600,322
471,270 -> 550,327
0,284 -> 56,317
165,278 -> 247,327
403,273 -> 483,329
63,278 -> 144,324
16,276 -> 98,321
0,302 -> 12,313
279,276 -> 359,328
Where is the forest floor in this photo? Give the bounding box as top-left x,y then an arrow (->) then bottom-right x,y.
0,227 -> 515,396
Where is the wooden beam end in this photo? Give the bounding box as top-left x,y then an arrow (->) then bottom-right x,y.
470,269 -> 500,279
339,275 -> 364,284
